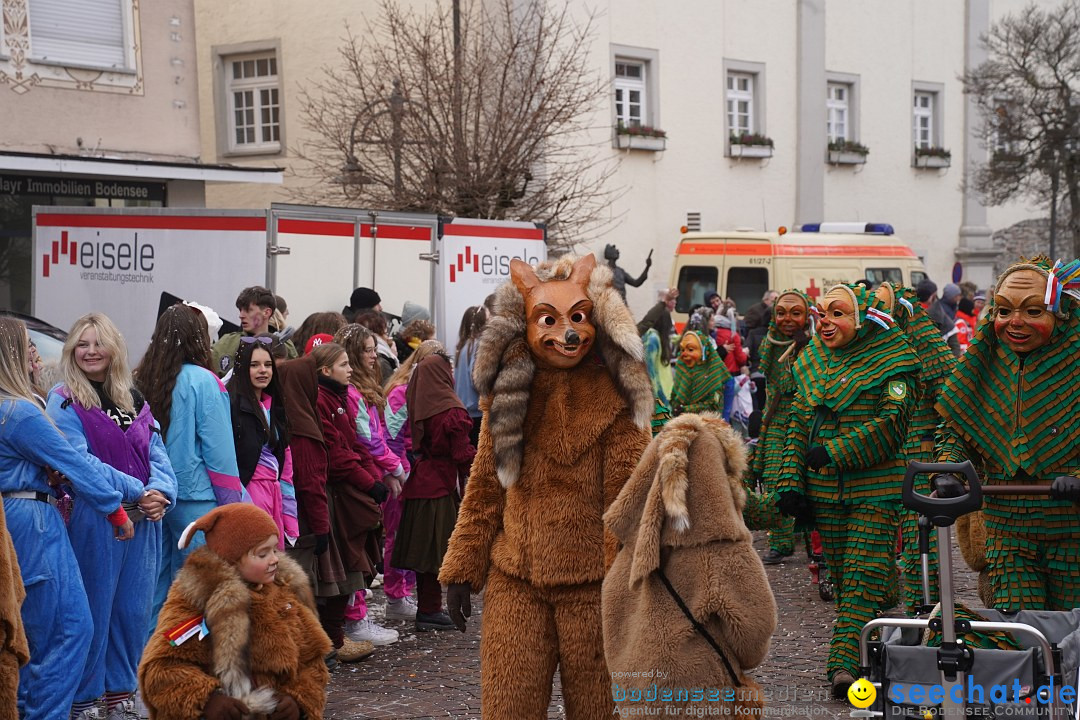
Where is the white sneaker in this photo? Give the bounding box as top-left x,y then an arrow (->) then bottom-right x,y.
71,707 -> 106,720
345,617 -> 399,646
364,588 -> 373,600
384,595 -> 418,620
106,699 -> 139,720
370,573 -> 384,588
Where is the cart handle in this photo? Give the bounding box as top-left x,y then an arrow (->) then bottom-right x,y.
983,484 -> 1053,495
902,461 -> 982,527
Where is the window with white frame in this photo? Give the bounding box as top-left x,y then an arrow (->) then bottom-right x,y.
727,73 -> 754,136
614,60 -> 646,128
28,0 -> 130,70
913,92 -> 934,149
827,83 -> 849,143
226,53 -> 281,153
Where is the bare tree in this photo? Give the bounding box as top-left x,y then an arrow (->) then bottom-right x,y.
292,0 -> 621,251
963,0 -> 1080,259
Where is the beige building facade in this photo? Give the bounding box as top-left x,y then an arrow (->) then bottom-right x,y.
192,0 -> 1043,319
1,0 -> 279,314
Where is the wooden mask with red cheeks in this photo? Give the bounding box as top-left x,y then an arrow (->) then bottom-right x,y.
510,254 -> 596,370
773,293 -> 809,338
993,268 -> 1058,353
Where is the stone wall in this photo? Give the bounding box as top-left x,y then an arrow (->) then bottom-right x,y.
991,217 -> 1051,279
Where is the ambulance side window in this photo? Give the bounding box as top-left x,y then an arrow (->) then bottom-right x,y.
676,266 -> 718,313
910,270 -> 928,287
865,268 -> 902,287
727,267 -> 769,313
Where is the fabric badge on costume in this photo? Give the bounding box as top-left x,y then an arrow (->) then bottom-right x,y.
887,381 -> 908,401
165,615 -> 210,646
220,355 -> 231,373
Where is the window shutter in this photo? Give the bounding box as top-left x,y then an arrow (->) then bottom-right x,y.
29,0 -> 127,69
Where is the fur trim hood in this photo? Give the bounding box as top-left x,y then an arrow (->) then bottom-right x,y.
605,413 -> 749,586
165,547 -> 316,714
473,255 -> 653,487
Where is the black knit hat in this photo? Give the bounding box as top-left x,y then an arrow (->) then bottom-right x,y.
349,287 -> 381,310
915,279 -> 938,303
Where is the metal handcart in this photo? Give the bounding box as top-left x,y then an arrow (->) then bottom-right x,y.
855,461 -> 1080,719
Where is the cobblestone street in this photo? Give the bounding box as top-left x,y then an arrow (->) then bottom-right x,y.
324,531 -> 982,719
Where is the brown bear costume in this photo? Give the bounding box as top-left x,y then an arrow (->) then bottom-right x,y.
439,254 -> 653,719
603,413 -> 775,717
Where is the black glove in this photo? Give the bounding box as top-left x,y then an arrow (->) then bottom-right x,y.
671,404 -> 684,417
203,692 -> 249,720
1050,476 -> 1080,502
446,582 -> 472,632
793,329 -> 811,352
806,445 -> 832,471
314,533 -> 330,556
367,481 -> 389,504
270,693 -> 301,720
776,491 -> 813,524
932,473 -> 966,499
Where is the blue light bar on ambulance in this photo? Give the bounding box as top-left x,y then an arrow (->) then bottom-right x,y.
799,222 -> 894,235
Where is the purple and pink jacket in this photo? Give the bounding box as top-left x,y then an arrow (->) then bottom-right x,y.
345,385 -> 404,481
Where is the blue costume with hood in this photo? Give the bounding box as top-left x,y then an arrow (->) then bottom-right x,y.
46,385 -> 177,709
0,398 -> 128,720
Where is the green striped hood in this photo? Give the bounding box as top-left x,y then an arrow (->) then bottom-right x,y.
672,330 -> 726,408
936,259 -> 1080,478
793,283 -> 920,412
758,289 -> 814,396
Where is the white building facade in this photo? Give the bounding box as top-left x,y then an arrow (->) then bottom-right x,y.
192,0 -> 1043,319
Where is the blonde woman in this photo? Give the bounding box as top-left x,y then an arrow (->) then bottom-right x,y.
0,316 -> 134,720
45,313 -> 177,719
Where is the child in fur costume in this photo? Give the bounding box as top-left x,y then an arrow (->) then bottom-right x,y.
603,413 -> 776,717
439,254 -> 653,719
139,503 -> 330,720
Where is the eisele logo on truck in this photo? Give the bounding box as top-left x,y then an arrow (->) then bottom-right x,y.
449,244 -> 541,283
41,231 -> 155,285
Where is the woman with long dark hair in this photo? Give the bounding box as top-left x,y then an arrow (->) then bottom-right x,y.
46,313 -> 177,719
453,305 -> 487,448
134,304 -> 243,613
0,316 -> 134,720
227,335 -> 296,548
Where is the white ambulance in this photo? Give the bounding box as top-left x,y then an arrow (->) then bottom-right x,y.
669,222 -> 928,327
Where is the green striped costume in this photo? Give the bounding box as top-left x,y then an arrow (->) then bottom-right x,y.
777,283 -> 920,679
936,258 -> 1080,611
884,285 -> 958,612
750,289 -> 815,554
671,330 -> 725,414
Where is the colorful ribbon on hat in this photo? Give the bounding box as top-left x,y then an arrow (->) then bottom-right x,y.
1044,259 -> 1080,312
866,306 -> 895,329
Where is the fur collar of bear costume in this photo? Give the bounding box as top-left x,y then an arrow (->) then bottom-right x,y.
163,547 -> 316,714
605,413 -> 750,585
602,413 -> 774,713
473,255 -> 653,488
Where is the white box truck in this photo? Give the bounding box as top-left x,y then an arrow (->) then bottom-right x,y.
32,203 -> 546,361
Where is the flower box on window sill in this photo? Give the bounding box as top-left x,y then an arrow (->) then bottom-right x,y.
614,134 -> 667,152
828,150 -> 867,165
729,143 -> 773,159
913,148 -> 951,169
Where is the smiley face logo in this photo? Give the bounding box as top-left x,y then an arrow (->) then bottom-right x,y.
847,678 -> 876,708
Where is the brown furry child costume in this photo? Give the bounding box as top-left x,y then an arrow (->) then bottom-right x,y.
603,413 -> 776,717
139,504 -> 330,720
439,254 -> 653,719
